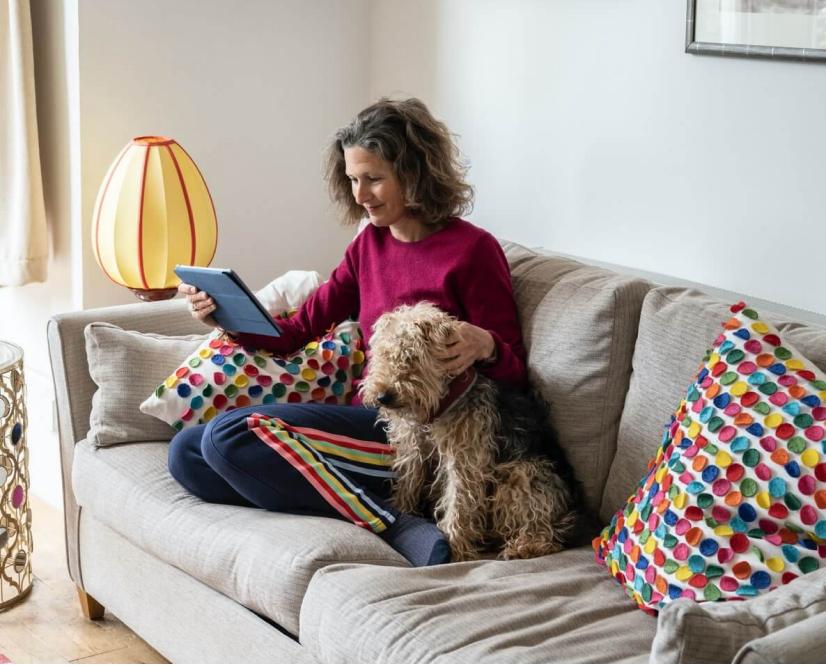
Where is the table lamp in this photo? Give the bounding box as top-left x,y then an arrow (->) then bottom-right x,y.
92,136 -> 218,301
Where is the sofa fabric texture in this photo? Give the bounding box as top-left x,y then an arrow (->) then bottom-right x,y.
650,568 -> 826,664
502,241 -> 652,514
70,438 -> 407,635
300,548 -> 657,663
78,512 -> 311,664
85,322 -> 204,446
733,611 -> 826,664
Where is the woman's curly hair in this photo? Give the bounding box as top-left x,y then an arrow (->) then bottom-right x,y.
325,98 -> 474,226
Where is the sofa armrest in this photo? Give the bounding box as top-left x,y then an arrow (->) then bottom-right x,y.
47,297 -> 205,587
733,612 -> 826,664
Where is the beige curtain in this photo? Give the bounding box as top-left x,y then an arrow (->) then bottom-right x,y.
0,0 -> 47,286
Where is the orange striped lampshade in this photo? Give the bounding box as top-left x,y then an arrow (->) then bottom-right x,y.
92,136 -> 218,301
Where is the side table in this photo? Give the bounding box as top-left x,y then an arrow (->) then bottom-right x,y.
0,341 -> 32,610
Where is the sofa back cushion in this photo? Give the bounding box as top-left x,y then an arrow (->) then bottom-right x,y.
600,287 -> 826,523
502,242 -> 652,514
85,322 -> 205,446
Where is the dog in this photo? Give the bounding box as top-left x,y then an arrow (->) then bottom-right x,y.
359,302 -> 581,562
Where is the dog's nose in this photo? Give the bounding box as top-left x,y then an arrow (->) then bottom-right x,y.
376,392 -> 395,406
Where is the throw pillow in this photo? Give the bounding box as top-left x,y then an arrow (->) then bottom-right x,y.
255,269 -> 322,316
139,321 -> 366,431
594,302 -> 826,614
85,323 -> 205,446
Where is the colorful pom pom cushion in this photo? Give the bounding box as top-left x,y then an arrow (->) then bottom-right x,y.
594,302 -> 826,614
140,320 -> 365,431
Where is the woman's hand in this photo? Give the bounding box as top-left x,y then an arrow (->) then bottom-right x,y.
437,322 -> 496,376
178,282 -> 220,329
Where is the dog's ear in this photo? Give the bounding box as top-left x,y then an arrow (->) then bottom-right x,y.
414,312 -> 456,347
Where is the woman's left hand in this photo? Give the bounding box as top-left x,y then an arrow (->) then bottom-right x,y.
438,322 -> 496,376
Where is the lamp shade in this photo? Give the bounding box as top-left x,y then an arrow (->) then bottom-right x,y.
92,136 -> 218,300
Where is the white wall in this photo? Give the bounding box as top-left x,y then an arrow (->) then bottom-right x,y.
370,0 -> 826,316
77,0 -> 369,309
0,0 -> 80,508
0,0 -> 77,374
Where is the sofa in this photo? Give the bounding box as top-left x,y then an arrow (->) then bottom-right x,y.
47,240 -> 826,663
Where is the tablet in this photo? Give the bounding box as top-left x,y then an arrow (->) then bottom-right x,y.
174,265 -> 282,337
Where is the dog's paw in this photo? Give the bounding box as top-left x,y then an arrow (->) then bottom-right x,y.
500,537 -> 560,560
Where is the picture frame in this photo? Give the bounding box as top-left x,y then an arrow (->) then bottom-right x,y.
686,0 -> 826,62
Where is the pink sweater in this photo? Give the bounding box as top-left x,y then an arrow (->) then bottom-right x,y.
237,218 -> 527,391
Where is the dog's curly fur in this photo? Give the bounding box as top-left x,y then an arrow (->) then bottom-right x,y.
360,302 -> 581,561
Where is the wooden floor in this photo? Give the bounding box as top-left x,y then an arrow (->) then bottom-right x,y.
0,496 -> 168,664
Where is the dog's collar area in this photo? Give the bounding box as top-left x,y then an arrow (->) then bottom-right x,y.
428,367 -> 478,423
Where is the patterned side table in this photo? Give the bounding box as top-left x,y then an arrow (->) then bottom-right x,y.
0,341 -> 32,610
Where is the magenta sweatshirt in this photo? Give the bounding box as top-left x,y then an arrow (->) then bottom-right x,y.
237,218 -> 528,393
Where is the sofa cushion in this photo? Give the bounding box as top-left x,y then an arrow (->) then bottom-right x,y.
734,612 -> 826,664
650,567 -> 826,663
502,242 -> 652,514
501,241 -> 584,323
601,287 -> 826,524
71,438 -> 407,636
299,546 -> 656,663
85,322 -> 204,446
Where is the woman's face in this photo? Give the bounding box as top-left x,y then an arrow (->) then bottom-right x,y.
344,146 -> 410,228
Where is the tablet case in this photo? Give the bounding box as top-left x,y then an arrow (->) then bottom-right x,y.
174,266 -> 282,337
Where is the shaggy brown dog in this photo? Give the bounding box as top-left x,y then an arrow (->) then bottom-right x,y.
360,302 -> 580,561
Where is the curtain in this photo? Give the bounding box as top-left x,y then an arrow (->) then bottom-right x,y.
0,0 -> 47,286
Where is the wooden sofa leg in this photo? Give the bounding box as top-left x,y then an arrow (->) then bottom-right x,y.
76,586 -> 105,620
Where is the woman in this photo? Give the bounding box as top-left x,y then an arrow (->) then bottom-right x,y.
169,98 -> 528,566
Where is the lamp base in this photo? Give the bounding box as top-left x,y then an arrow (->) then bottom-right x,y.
129,287 -> 178,302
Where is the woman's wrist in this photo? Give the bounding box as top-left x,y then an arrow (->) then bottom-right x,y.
478,331 -> 497,366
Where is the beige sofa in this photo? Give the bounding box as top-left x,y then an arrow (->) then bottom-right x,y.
47,241 -> 826,663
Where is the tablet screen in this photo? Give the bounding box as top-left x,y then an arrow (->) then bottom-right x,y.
174,266 -> 282,337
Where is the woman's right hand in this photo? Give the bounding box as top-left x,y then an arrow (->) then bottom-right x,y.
178,282 -> 220,329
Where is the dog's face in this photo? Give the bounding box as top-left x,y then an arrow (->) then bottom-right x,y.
360,302 -> 457,421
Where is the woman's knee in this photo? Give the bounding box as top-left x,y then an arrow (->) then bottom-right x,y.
202,404 -> 323,460
200,402 -> 383,471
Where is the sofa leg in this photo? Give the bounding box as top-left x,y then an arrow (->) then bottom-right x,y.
76,586 -> 105,620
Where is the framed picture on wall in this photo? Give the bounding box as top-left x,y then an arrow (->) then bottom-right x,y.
686,0 -> 826,62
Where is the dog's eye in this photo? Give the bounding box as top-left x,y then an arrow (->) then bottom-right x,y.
377,391 -> 396,406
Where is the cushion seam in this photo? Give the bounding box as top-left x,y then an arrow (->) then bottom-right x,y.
595,287 -> 622,511
682,593 -> 826,631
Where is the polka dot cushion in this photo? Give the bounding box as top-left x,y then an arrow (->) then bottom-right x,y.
140,320 -> 365,431
593,302 -> 826,614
